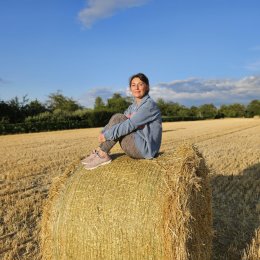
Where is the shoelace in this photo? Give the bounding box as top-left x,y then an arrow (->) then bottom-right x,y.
93,149 -> 102,158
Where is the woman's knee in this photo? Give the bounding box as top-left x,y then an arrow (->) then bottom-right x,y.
109,113 -> 127,124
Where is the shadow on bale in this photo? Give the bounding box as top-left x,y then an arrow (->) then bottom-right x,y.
211,163 -> 260,260
109,153 -> 125,160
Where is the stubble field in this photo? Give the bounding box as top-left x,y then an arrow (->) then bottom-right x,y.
0,118 -> 260,260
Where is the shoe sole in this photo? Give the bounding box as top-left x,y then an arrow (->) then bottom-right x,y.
81,160 -> 91,165
84,159 -> 112,170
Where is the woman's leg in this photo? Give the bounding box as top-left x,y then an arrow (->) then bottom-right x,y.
119,134 -> 144,159
82,113 -> 127,169
100,113 -> 144,159
99,113 -> 128,153
82,113 -> 144,169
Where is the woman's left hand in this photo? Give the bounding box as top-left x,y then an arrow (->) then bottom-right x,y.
98,133 -> 106,143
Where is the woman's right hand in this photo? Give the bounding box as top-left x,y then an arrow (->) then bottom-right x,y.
98,133 -> 106,143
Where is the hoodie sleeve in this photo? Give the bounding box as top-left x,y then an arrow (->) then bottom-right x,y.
123,104 -> 132,117
103,100 -> 161,140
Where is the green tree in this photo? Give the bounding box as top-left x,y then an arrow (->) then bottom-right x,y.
107,93 -> 131,113
246,100 -> 260,117
24,99 -> 47,117
157,98 -> 167,115
177,106 -> 190,117
219,103 -> 245,117
218,105 -> 229,117
47,91 -> 82,112
189,106 -> 200,117
199,104 -> 217,118
94,96 -> 105,110
167,102 -> 183,116
0,100 -> 11,123
7,95 -> 29,123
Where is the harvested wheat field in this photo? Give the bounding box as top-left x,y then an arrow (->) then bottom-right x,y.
0,118 -> 260,260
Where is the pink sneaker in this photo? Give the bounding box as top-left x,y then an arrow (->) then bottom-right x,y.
83,152 -> 112,170
81,150 -> 99,165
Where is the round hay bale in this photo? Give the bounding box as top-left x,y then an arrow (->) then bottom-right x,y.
40,144 -> 212,260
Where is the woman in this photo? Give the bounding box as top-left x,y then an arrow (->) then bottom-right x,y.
82,73 -> 162,170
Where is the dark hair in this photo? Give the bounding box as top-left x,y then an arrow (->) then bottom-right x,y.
129,73 -> 150,94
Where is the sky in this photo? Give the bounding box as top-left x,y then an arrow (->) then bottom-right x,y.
0,0 -> 260,108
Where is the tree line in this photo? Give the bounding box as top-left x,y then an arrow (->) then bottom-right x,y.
0,91 -> 259,134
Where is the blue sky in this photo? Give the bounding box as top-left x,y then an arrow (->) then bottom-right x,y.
0,0 -> 260,107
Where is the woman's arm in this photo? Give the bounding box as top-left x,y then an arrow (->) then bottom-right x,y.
103,101 -> 160,141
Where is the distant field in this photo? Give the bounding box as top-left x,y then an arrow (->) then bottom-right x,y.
0,118 -> 260,260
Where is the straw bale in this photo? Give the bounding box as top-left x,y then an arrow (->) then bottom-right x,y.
40,144 -> 212,260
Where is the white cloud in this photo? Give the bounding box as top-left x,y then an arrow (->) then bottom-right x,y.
78,0 -> 149,28
78,76 -> 260,108
148,76 -> 260,106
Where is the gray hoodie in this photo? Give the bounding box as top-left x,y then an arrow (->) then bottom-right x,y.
103,95 -> 162,159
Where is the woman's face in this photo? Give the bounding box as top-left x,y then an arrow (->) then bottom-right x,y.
130,77 -> 149,100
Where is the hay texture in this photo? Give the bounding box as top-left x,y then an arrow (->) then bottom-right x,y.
41,144 -> 212,260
